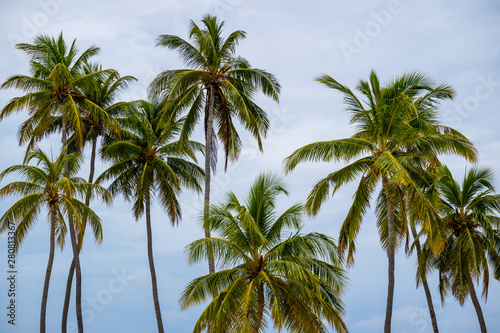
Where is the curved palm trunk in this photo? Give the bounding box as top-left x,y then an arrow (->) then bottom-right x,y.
383,177 -> 395,333
40,205 -> 56,333
62,136 -> 97,332
467,273 -> 487,333
410,222 -> 439,333
62,112 -> 84,333
61,260 -> 75,333
145,191 -> 165,333
204,86 -> 215,274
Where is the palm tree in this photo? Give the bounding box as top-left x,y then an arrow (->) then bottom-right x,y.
181,172 -> 348,333
0,33 -> 114,154
420,166 -> 500,333
149,14 -> 281,273
284,71 -> 477,333
97,100 -> 204,333
0,33 -> 114,332
0,148 -> 110,333
61,62 -> 137,332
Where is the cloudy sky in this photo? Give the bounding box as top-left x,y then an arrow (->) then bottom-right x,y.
1,0 -> 500,332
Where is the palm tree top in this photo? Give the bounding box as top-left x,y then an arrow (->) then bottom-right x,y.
0,147 -> 111,248
182,172 -> 348,332
157,14 -> 247,71
438,166 -> 500,233
97,99 -> 204,223
151,14 -> 279,101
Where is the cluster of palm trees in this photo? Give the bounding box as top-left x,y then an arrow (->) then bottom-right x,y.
284,72 -> 500,333
0,13 -> 498,333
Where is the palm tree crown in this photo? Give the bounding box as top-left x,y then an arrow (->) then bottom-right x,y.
181,172 -> 348,333
285,70 -> 476,262
150,14 -> 280,167
98,99 -> 204,221
0,32 -> 114,152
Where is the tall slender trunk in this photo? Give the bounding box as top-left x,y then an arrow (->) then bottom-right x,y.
62,136 -> 97,332
40,205 -> 56,333
383,177 -> 395,333
145,191 -> 164,333
467,272 -> 487,333
61,260 -> 75,333
410,222 -> 439,333
62,112 -> 84,333
252,284 -> 265,332
204,86 -> 215,274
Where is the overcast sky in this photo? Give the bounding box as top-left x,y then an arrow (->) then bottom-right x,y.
1,0 -> 500,332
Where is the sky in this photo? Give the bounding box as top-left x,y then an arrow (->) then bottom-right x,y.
0,0 -> 500,332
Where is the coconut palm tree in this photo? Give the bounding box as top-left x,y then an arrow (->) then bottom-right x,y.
0,33 -> 114,332
61,62 -> 137,332
149,14 -> 281,273
97,99 -> 204,333
284,71 -> 477,333
0,148 -> 111,333
181,172 -> 348,333
420,166 -> 500,333
0,33 -> 115,154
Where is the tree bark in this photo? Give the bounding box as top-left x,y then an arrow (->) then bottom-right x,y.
62,135 -> 97,331
62,112 -> 84,333
61,259 -> 75,333
146,191 -> 165,333
204,86 -> 216,274
383,177 -> 395,333
252,284 -> 265,332
467,272 -> 487,333
40,205 -> 56,333
410,222 -> 439,333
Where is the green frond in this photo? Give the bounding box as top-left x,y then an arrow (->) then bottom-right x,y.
284,138 -> 373,173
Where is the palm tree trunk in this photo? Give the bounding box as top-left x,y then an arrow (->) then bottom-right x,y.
62,112 -> 84,333
204,86 -> 216,274
467,273 -> 487,333
252,284 -> 265,332
80,134 -> 97,246
61,259 -> 75,333
410,222 -> 439,333
383,177 -> 395,333
62,135 -> 96,332
145,191 -> 165,333
40,205 -> 56,333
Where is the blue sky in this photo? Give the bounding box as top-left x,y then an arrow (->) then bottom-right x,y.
1,0 -> 500,332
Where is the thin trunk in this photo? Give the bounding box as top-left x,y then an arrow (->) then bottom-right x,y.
40,205 -> 56,333
61,137 -> 97,333
467,272 -> 487,333
62,112 -> 84,333
410,222 -> 439,333
383,177 -> 395,333
62,136 -> 96,332
87,136 -> 97,189
79,134 -> 97,247
252,284 -> 265,332
204,86 -> 215,274
146,191 -> 165,333
61,260 -> 75,333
